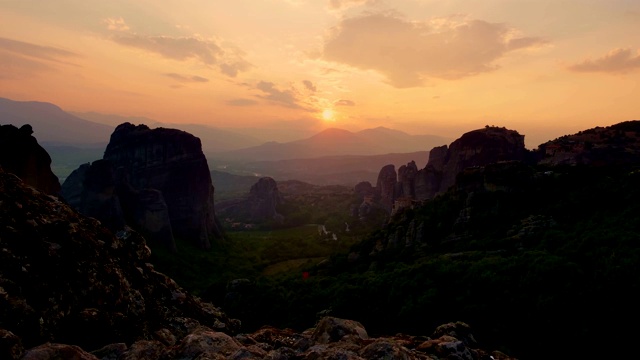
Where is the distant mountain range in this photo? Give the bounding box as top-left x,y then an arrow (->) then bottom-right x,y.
214,127 -> 449,161
71,111 -> 263,153
1,97 -> 450,182
0,98 -> 113,146
210,151 -> 430,191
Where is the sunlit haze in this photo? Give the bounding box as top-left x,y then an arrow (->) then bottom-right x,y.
1,0 -> 639,147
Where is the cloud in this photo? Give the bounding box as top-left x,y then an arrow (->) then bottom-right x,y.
321,13 -> 547,87
110,33 -> 250,77
328,0 -> 374,10
0,37 -> 78,63
227,98 -> 258,106
334,99 -> 355,106
568,48 -> 640,74
302,80 -> 317,92
104,17 -> 130,32
256,81 -> 304,109
164,73 -> 209,83
112,34 -> 222,64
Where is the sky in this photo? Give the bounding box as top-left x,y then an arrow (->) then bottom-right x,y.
1,0 -> 639,147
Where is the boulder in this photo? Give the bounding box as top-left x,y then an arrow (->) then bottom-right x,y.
311,317 -> 369,344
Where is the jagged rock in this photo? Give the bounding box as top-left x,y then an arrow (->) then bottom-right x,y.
359,339 -> 413,360
119,340 -> 168,360
0,168 -> 238,352
21,343 -> 99,360
0,124 -> 60,195
398,161 -> 418,198
354,181 -> 374,197
312,317 -> 369,344
432,322 -> 478,348
248,177 -> 283,222
373,127 -> 528,209
376,165 -> 397,212
0,329 -> 24,360
90,342 -> 128,360
171,329 -> 242,359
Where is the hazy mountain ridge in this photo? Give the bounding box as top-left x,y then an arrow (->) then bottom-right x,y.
0,97 -> 112,146
211,151 -> 430,189
215,127 -> 450,161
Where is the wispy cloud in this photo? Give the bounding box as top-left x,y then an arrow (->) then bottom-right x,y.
302,80 -> 317,92
103,17 -> 130,32
112,34 -> 222,64
327,0 -> 375,10
256,81 -> 306,109
164,73 -> 209,83
568,48 -> 640,74
321,13 -> 548,87
227,98 -> 258,106
334,99 -> 355,106
0,37 -> 79,78
0,37 -> 78,64
108,27 -> 251,78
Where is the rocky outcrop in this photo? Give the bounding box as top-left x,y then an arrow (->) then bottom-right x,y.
0,124 -> 60,195
376,165 -> 397,212
247,177 -> 283,222
62,123 -> 223,249
536,120 -> 640,166
436,126 -> 527,193
371,127 -> 528,213
0,168 -> 238,355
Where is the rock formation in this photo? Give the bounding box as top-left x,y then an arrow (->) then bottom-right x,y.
368,126 -> 528,214
536,120 -> 640,166
375,164 -> 397,212
62,123 -> 224,250
0,124 -> 60,195
1,167 -> 515,359
247,177 -> 283,222
0,167 -> 238,354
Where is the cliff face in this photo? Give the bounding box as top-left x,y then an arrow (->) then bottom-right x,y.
368,127 -> 527,214
0,124 -> 60,195
63,123 -> 223,250
247,177 -> 283,222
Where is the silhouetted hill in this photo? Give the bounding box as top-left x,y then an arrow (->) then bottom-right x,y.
216,127 -> 449,161
72,111 -> 263,152
0,97 -> 112,146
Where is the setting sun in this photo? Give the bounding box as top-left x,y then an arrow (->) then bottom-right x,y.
322,109 -> 335,122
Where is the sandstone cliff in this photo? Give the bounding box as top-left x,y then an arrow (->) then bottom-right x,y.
368,126 -> 527,214
247,177 -> 283,222
0,124 -> 60,195
62,123 -> 224,250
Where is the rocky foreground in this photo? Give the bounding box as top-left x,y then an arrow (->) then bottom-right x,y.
0,168 -> 515,359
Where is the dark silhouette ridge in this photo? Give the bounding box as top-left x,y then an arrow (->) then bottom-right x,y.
0,124 -> 60,195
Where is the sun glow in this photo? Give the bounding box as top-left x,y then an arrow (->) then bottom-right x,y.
322,109 -> 335,121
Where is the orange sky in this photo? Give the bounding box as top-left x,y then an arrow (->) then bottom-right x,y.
1,0 -> 639,147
